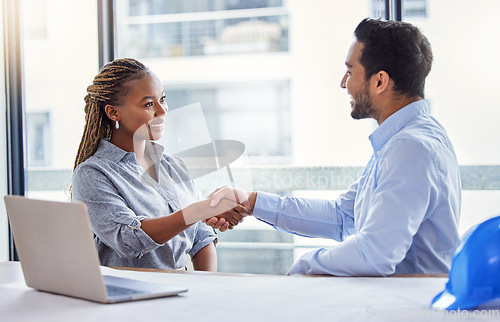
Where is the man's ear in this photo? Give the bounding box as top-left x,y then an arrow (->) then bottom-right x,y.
105,105 -> 120,122
371,71 -> 391,94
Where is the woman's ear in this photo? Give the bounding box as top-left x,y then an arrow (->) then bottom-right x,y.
105,105 -> 119,122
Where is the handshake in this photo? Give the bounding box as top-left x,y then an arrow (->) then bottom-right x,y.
206,187 -> 257,231
181,187 -> 256,232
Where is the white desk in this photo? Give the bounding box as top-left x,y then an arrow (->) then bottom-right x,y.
1,261 -> 498,321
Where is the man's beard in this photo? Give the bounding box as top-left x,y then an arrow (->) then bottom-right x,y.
351,85 -> 378,120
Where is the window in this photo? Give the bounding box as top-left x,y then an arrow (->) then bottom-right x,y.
403,0 -> 427,18
5,0 -> 499,273
26,112 -> 51,167
403,1 -> 500,235
374,0 -> 427,19
115,0 -> 373,274
21,0 -> 99,201
165,82 -> 291,160
22,0 -> 48,39
115,0 -> 288,58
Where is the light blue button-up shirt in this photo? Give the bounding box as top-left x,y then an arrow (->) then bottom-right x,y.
254,100 -> 461,276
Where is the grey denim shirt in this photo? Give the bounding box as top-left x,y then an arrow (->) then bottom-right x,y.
72,139 -> 216,269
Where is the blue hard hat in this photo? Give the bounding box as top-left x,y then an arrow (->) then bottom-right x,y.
430,216 -> 500,310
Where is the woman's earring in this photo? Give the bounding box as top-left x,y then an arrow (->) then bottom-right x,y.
115,121 -> 119,130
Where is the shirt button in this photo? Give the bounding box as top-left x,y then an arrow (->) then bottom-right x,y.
377,150 -> 381,155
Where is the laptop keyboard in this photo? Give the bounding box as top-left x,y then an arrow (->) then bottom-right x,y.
105,284 -> 144,296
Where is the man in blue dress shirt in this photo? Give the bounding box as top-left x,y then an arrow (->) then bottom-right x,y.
208,18 -> 461,276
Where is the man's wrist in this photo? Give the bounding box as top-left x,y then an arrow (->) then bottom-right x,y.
247,191 -> 257,212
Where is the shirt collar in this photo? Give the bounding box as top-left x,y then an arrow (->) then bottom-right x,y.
95,138 -> 165,163
144,139 -> 165,165
369,99 -> 430,152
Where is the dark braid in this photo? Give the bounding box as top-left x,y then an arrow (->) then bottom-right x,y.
73,58 -> 149,169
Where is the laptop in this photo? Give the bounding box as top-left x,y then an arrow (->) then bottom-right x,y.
4,195 -> 188,303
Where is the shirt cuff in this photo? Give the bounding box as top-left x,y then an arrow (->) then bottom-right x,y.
189,222 -> 217,257
253,191 -> 281,225
133,216 -> 164,254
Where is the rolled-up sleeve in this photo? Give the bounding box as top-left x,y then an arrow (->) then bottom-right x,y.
72,165 -> 163,259
189,222 -> 217,257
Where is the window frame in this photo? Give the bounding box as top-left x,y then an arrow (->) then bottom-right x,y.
4,0 -> 25,261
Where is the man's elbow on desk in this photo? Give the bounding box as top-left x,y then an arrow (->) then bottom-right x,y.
288,243 -> 398,277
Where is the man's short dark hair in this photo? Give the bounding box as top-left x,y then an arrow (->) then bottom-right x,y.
354,18 -> 433,98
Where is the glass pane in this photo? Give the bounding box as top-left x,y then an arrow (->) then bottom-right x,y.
165,82 -> 291,158
373,0 -> 428,19
115,4 -> 289,58
403,0 -> 427,18
114,0 -> 373,274
403,0 -> 500,232
22,0 -> 99,201
125,0 -> 284,15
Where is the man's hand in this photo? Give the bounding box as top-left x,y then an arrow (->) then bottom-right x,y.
211,202 -> 248,225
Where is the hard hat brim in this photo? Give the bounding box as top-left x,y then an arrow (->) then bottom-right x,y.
431,289 -> 458,310
431,288 -> 497,311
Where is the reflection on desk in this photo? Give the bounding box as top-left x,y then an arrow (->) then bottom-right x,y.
0,261 -> 496,322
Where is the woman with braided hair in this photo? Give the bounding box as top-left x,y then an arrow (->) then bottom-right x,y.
72,58 -> 246,271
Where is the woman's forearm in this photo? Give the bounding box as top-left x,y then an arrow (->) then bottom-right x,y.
141,198 -> 239,244
140,211 -> 192,244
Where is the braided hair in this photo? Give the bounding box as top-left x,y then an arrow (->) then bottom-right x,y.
73,58 -> 149,169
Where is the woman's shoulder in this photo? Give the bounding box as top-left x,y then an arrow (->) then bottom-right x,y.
73,151 -> 122,181
76,140 -> 129,170
74,153 -> 108,172
72,155 -> 108,184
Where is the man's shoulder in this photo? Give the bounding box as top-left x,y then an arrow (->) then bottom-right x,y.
393,114 -> 451,150
383,115 -> 458,177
